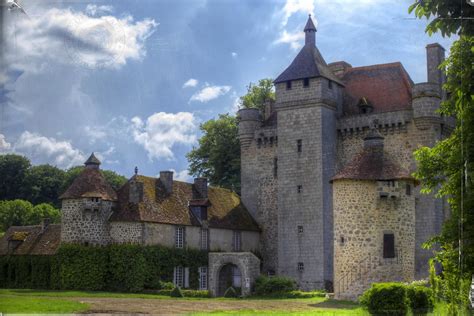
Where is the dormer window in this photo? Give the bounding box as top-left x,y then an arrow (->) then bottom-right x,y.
357,97 -> 373,114
303,78 -> 309,87
286,81 -> 292,90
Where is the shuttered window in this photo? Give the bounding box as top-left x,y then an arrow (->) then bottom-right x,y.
383,234 -> 395,258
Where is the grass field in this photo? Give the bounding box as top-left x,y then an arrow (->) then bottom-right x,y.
0,289 -> 458,315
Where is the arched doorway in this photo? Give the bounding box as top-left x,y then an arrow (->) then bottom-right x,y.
217,263 -> 242,296
208,252 -> 260,297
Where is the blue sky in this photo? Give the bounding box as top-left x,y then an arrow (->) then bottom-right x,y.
0,0 -> 456,181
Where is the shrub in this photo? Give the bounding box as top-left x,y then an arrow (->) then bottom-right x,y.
254,275 -> 296,296
224,287 -> 238,298
170,286 -> 184,297
108,244 -> 147,292
407,285 -> 434,314
160,281 -> 175,290
182,290 -> 210,298
360,282 -> 408,316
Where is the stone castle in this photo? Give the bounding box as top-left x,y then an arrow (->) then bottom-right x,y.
238,15 -> 451,298
0,15 -> 451,300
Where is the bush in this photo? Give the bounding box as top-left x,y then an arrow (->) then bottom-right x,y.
182,290 -> 210,298
360,283 -> 409,316
224,287 -> 238,298
257,290 -> 325,299
407,285 -> 434,314
108,244 -> 147,292
160,281 -> 175,290
254,275 -> 296,296
170,286 -> 184,298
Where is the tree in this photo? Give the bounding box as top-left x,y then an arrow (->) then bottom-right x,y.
0,200 -> 34,231
410,0 -> 474,312
30,203 -> 61,225
187,114 -> 241,192
24,164 -> 66,207
0,154 -> 31,201
239,78 -> 275,112
187,78 -> 275,192
409,0 -> 474,37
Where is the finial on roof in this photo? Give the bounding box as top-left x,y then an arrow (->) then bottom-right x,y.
304,14 -> 317,46
84,152 -> 101,169
134,166 -> 138,175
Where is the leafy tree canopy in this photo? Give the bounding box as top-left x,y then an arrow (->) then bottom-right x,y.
409,0 -> 474,36
239,78 -> 275,112
187,114 -> 240,192
0,154 -> 31,201
0,200 -> 60,232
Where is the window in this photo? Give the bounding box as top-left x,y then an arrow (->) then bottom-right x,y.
297,139 -> 302,152
340,236 -> 345,244
303,78 -> 309,87
232,266 -> 242,287
273,158 -> 278,178
383,233 -> 395,258
298,262 -> 304,272
175,226 -> 185,248
298,226 -> 303,233
174,266 -> 184,288
297,185 -> 302,194
286,81 -> 292,90
406,184 -> 411,196
233,230 -> 242,252
199,266 -> 208,290
201,228 -> 209,250
328,80 -> 333,89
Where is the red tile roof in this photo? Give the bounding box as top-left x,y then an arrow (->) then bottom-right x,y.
59,167 -> 117,201
0,224 -> 61,256
111,176 -> 260,232
341,62 -> 414,115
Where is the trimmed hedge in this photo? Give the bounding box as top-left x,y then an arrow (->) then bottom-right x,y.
0,244 -> 208,292
360,282 -> 408,316
254,275 -> 296,296
406,285 -> 434,314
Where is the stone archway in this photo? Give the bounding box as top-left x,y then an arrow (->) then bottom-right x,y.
209,252 -> 260,297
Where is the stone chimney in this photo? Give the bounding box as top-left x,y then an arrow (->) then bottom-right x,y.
129,178 -> 144,203
364,121 -> 384,159
160,171 -> 173,194
328,61 -> 352,78
193,177 -> 208,199
264,99 -> 274,121
426,43 -> 446,94
42,218 -> 51,232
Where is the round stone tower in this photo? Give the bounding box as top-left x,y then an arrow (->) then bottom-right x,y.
412,82 -> 441,130
59,153 -> 117,245
332,129 -> 416,300
237,108 -> 261,149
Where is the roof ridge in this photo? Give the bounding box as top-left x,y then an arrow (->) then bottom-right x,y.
346,62 -> 403,72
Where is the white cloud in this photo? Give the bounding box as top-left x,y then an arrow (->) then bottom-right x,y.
5,7 -> 157,71
0,134 -> 12,152
170,169 -> 192,182
85,4 -> 113,16
131,112 -> 197,160
274,30 -> 305,50
183,78 -> 199,88
231,52 -> 238,58
84,126 -> 107,143
281,0 -> 314,27
190,85 -> 231,103
14,131 -> 86,168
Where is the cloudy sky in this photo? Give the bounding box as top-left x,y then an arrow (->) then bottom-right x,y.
0,0 -> 456,181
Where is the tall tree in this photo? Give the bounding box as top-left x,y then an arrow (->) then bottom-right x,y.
24,164 -> 66,207
0,154 -> 31,201
187,114 -> 240,192
410,0 -> 473,312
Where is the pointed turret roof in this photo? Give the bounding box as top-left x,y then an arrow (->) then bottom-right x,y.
85,152 -> 101,166
59,155 -> 117,201
274,44 -> 343,84
304,14 -> 316,32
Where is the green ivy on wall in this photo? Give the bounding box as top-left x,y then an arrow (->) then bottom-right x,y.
0,244 -> 208,292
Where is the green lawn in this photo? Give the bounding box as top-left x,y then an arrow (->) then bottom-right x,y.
0,296 -> 89,314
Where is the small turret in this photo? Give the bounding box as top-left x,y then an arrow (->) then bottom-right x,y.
304,14 -> 316,47
237,108 -> 261,149
85,153 -> 101,169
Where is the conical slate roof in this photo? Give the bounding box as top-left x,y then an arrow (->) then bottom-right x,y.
304,15 -> 316,31
274,42 -> 343,85
85,152 -> 101,166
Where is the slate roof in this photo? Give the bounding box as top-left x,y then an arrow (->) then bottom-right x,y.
342,62 -> 414,115
111,175 -> 260,232
274,44 -> 343,85
59,167 -> 117,201
304,15 -> 316,31
0,224 -> 61,256
85,153 -> 101,165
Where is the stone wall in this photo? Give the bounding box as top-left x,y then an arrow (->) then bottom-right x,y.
333,179 -> 415,300
110,221 -> 143,244
60,198 -> 113,245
